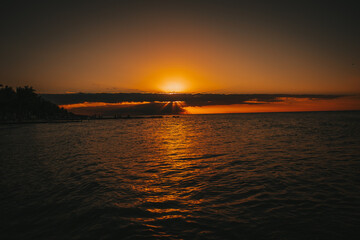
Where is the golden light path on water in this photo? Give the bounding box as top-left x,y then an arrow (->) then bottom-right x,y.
127,118 -> 205,223
2,112 -> 360,239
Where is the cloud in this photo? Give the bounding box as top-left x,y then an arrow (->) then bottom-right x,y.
42,93 -> 345,105
41,93 -> 356,115
60,101 -> 186,116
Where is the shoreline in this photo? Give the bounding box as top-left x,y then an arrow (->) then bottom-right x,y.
0,119 -> 83,125
0,116 -> 169,124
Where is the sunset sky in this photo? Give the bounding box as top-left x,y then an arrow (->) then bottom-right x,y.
1,1 -> 359,113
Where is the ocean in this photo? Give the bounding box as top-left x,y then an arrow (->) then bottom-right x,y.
1,112 -> 360,239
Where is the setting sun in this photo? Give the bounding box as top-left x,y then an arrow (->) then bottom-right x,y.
161,78 -> 186,93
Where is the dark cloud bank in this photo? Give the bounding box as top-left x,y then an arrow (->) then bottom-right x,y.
41,93 -> 346,115
42,93 -> 343,106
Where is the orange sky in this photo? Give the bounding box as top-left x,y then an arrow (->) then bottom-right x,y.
1,2 -> 359,96
14,26 -> 359,95
1,1 -> 359,114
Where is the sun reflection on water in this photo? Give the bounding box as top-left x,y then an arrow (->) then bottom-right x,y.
3,113 -> 359,239
127,118 -> 207,222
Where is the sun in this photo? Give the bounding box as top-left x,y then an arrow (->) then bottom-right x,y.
161,78 -> 186,93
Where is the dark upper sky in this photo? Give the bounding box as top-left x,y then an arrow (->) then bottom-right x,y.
1,0 -> 359,94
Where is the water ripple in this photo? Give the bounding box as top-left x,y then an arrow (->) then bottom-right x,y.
1,112 -> 360,239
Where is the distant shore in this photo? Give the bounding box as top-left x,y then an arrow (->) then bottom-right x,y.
0,115 -> 174,124
0,119 -> 83,124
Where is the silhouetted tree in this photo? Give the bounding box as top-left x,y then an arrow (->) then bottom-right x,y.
0,85 -> 17,119
0,85 -> 75,121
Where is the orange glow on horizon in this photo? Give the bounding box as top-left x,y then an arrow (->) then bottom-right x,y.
59,101 -> 151,109
59,96 -> 360,115
184,96 -> 360,114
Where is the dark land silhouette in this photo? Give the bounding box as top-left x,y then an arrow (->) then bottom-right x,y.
0,85 -> 78,123
0,85 -> 181,121
2,85 -> 356,120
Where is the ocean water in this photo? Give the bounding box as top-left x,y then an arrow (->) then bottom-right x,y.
1,112 -> 360,239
